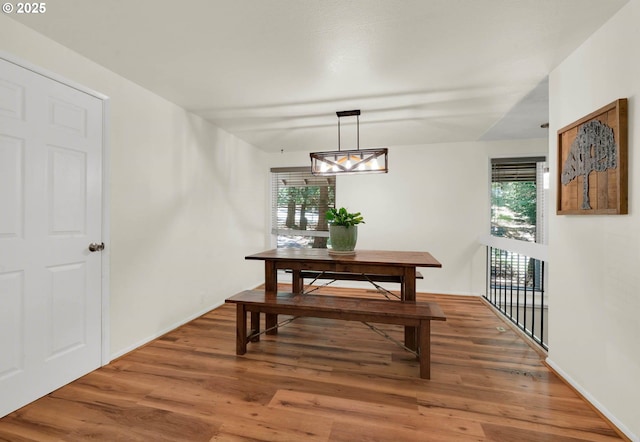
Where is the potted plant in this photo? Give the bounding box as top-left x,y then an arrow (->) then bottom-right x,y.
326,207 -> 364,254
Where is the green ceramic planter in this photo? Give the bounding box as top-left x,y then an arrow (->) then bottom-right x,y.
329,225 -> 358,252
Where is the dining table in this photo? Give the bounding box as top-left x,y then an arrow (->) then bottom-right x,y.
245,248 -> 442,350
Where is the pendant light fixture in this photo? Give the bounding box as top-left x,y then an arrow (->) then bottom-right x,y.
310,110 -> 388,176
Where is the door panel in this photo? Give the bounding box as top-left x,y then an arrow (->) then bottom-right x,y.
47,262 -> 86,359
0,271 -> 24,380
0,135 -> 23,238
0,57 -> 103,418
0,77 -> 25,119
49,146 -> 87,234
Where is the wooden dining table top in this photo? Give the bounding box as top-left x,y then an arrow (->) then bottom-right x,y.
245,248 -> 442,268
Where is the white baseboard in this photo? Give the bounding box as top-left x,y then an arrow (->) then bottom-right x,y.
110,300 -> 226,361
545,358 -> 638,442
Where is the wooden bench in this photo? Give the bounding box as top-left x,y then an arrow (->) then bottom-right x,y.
225,290 -> 446,379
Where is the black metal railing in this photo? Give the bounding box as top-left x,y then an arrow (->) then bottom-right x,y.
485,246 -> 548,350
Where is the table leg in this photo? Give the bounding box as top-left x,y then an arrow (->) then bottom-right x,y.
401,266 -> 416,301
292,269 -> 303,294
403,267 -> 418,351
265,260 -> 278,335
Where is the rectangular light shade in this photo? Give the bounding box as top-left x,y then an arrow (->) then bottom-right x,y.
310,148 -> 388,176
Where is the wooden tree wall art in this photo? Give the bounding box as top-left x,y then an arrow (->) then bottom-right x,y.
557,98 -> 628,215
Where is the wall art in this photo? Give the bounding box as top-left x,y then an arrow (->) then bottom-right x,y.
557,98 -> 627,215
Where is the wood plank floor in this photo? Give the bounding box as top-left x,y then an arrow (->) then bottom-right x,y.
0,286 -> 626,441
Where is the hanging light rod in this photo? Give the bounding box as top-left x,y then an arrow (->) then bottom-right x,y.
310,109 -> 389,176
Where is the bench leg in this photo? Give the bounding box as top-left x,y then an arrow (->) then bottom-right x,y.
265,314 -> 278,335
418,320 -> 431,379
250,312 -> 260,342
236,304 -> 247,355
405,326 -> 418,352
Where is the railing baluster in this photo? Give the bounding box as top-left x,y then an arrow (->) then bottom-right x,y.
523,258 -> 528,338
502,249 -> 507,312
540,261 -> 546,349
509,251 -> 514,319
529,258 -> 533,336
516,255 -> 521,326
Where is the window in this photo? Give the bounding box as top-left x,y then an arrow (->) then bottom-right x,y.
491,157 -> 547,243
271,167 -> 335,248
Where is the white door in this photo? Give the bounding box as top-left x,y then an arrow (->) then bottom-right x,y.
0,57 -> 104,417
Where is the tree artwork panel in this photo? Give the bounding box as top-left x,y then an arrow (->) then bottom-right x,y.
561,120 -> 616,210
556,99 -> 627,215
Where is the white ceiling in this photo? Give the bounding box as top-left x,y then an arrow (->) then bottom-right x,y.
10,0 -> 628,152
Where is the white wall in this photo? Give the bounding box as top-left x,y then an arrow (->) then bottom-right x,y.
0,16 -> 269,358
272,138 -> 547,296
548,0 -> 640,439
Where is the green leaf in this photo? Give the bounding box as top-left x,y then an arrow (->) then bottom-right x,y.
325,207 -> 365,227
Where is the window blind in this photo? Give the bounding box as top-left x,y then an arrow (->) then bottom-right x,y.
491,157 -> 545,182
270,167 -> 336,248
490,156 -> 547,244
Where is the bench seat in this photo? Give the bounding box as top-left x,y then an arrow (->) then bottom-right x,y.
225,290 -> 446,379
